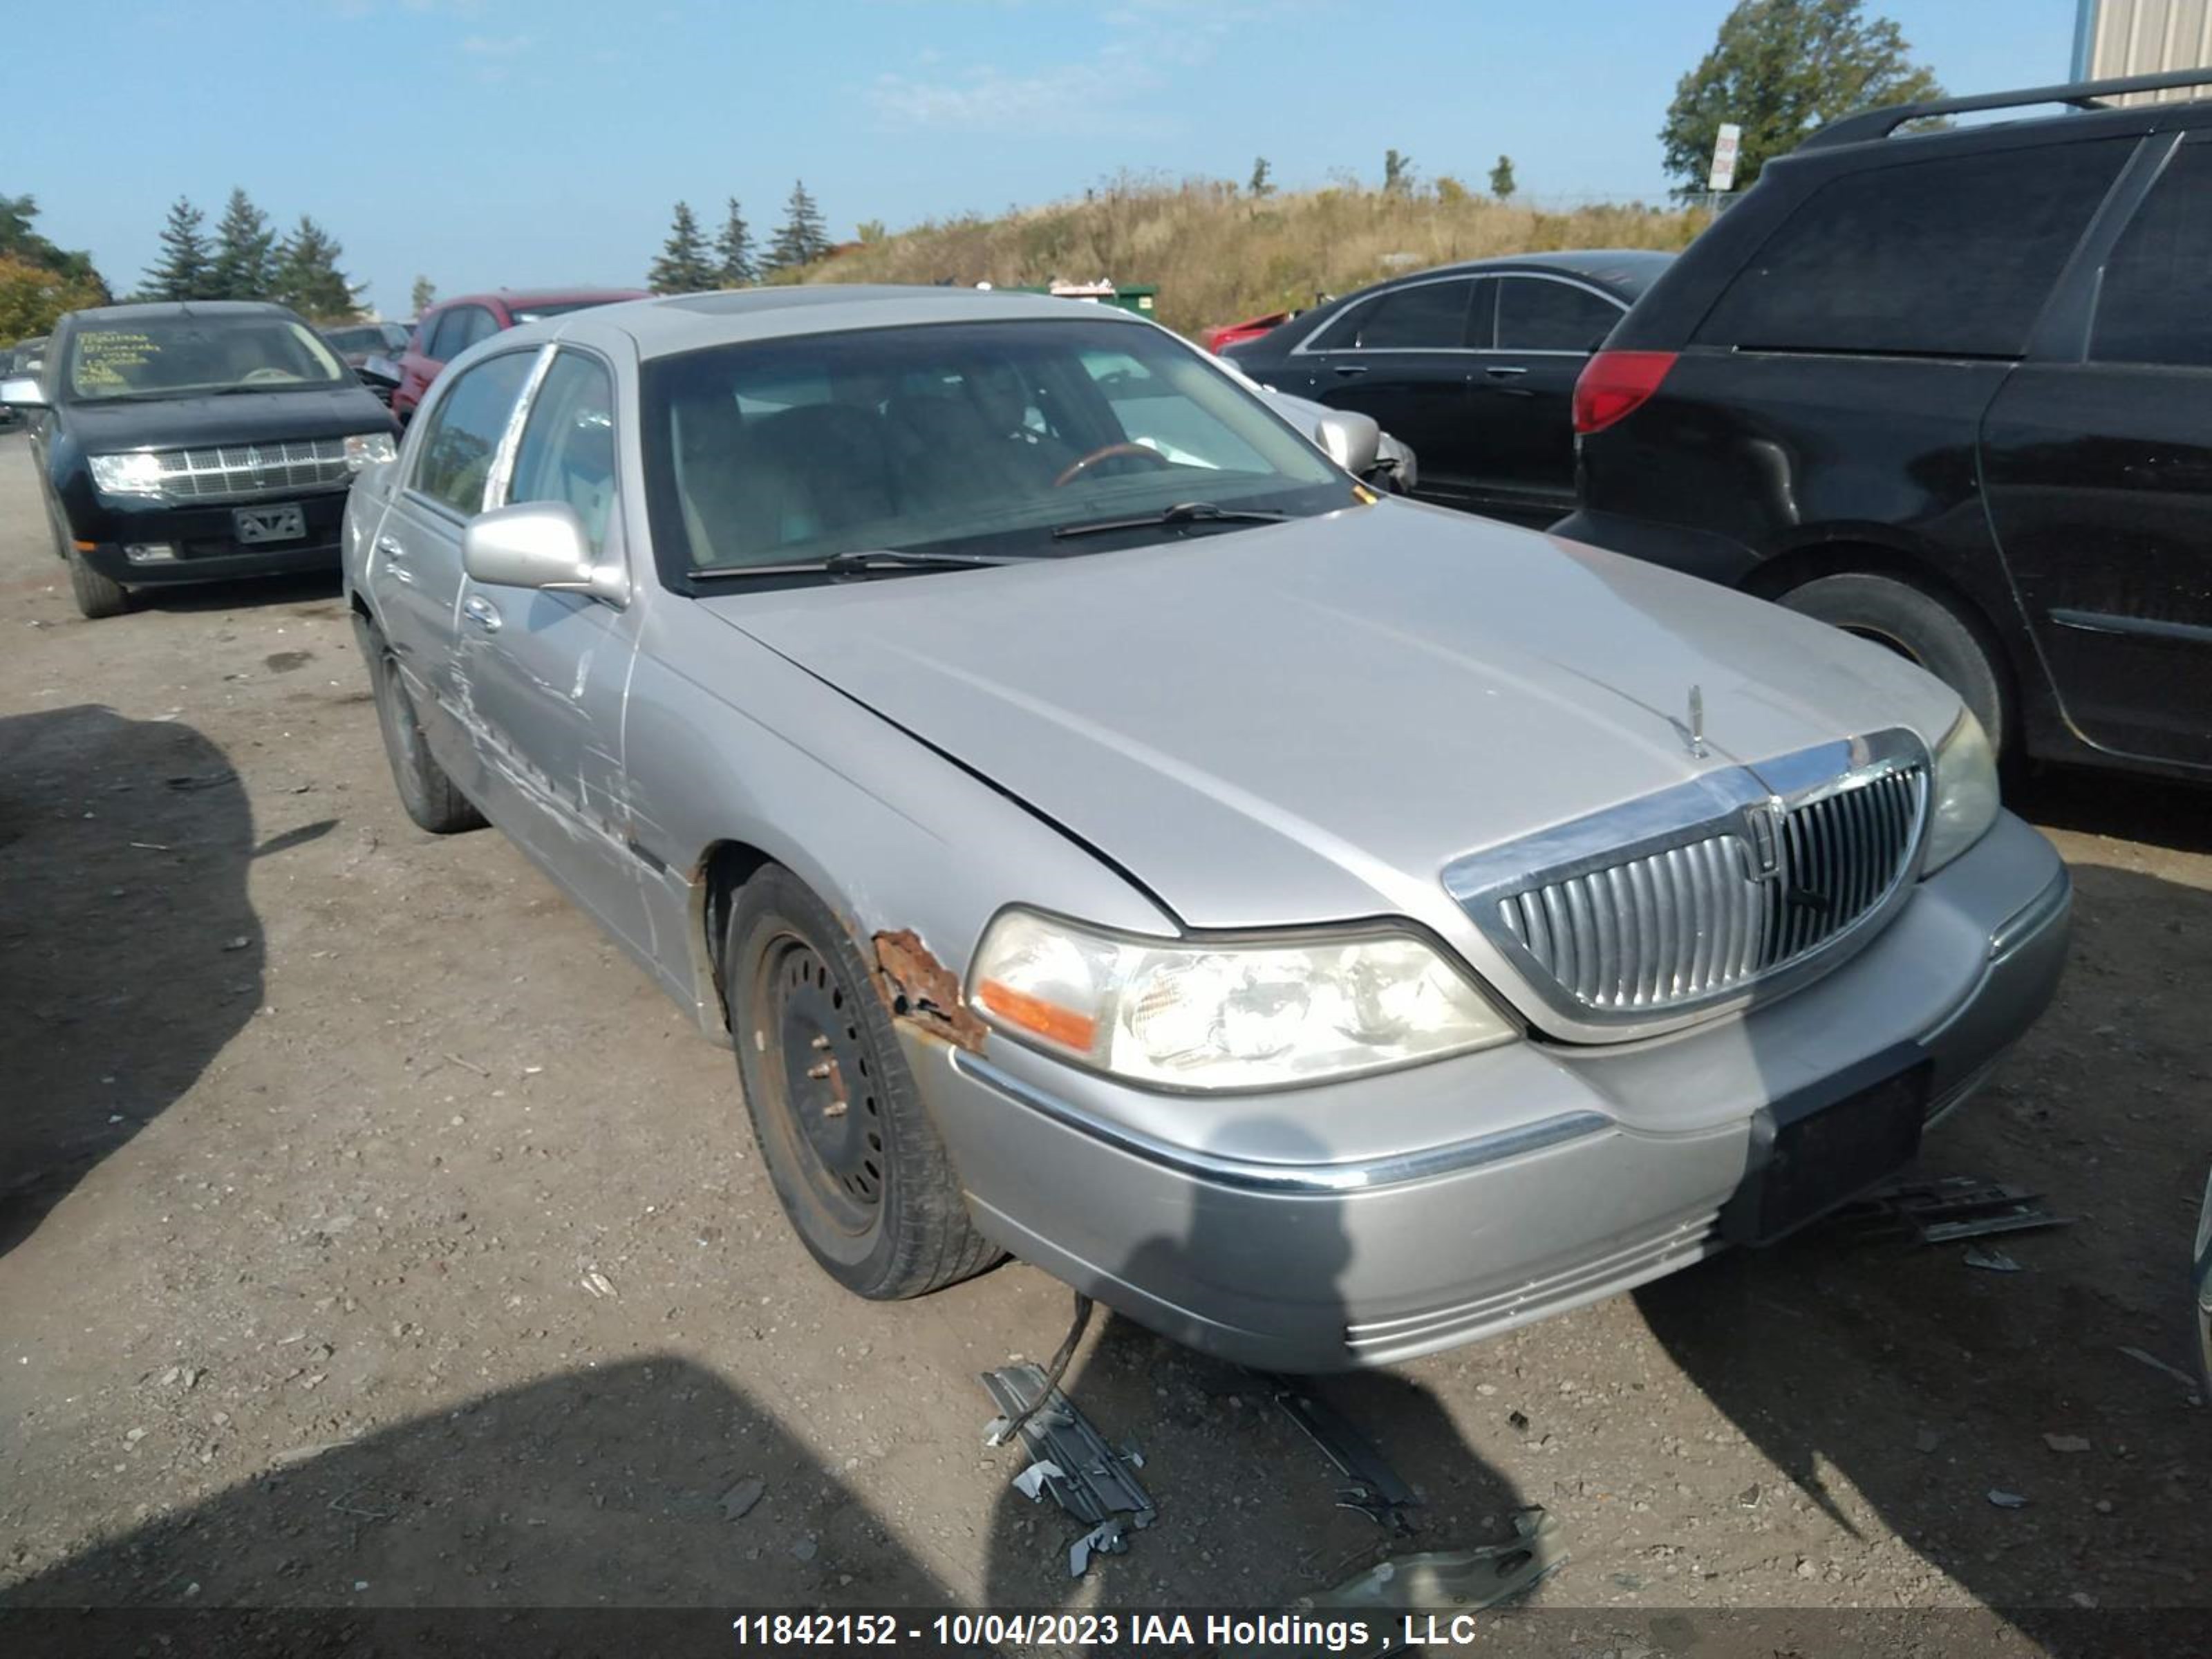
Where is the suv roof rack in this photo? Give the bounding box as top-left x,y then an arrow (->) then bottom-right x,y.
1803,65 -> 2212,151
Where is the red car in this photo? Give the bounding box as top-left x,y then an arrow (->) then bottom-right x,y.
390,288 -> 648,422
1201,309 -> 1293,354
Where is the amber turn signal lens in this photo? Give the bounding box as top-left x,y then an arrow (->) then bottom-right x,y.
975,978 -> 1098,1052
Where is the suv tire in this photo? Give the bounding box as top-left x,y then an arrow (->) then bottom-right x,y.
52,509 -> 126,619
1778,572 -> 2009,753
726,864 -> 999,1301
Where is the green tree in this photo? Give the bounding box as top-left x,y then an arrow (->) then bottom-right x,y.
713,196 -> 756,287
1661,0 -> 1942,196
1488,155 -> 1518,199
142,197 -> 211,300
0,252 -> 106,339
1248,156 -> 1274,197
0,193 -> 109,296
207,187 -> 277,301
648,200 -> 717,293
1382,149 -> 1415,195
273,215 -> 359,320
765,179 -> 828,272
410,274 -> 437,316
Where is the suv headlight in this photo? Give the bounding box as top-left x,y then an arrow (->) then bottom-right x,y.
343,432 -> 397,471
1924,708 -> 2000,872
88,451 -> 168,498
968,908 -> 1515,1089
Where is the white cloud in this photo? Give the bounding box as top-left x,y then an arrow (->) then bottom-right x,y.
461,32 -> 534,56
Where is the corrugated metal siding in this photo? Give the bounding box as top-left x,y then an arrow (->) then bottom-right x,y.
2083,0 -> 2212,101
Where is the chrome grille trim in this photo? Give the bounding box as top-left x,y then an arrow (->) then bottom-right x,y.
134,438 -> 353,503
1443,729 -> 1931,1026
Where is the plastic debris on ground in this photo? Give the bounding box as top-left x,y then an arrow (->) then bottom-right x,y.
1838,1175 -> 2077,1245
981,1361 -> 1155,1578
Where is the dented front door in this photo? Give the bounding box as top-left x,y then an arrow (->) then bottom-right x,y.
451,348 -> 653,954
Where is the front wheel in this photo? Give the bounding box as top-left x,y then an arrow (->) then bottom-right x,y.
52,509 -> 126,619
1777,572 -> 2009,756
726,865 -> 998,1301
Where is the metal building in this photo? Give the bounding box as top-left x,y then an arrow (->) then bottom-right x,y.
2074,0 -> 2212,97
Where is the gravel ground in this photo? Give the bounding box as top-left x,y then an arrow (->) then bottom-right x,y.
0,430 -> 2206,1648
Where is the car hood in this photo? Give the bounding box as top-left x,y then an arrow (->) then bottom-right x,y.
59,384 -> 394,450
698,501 -> 1961,930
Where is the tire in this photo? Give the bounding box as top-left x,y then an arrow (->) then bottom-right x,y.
726,864 -> 998,1300
1777,572 -> 2009,754
354,615 -> 485,834
51,509 -> 126,619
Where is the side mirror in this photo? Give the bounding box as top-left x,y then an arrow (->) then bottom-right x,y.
462,500 -> 628,604
1312,409 -> 1382,478
0,375 -> 46,409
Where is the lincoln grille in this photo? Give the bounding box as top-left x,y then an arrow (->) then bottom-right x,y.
143,438 -> 353,503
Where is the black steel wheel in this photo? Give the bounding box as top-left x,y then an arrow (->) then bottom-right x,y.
726,864 -> 998,1300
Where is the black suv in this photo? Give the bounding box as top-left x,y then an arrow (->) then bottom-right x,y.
1557,68 -> 2212,782
2,301 -> 398,618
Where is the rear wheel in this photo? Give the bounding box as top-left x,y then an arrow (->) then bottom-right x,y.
726,865 -> 997,1300
355,615 -> 484,834
1777,572 -> 2009,754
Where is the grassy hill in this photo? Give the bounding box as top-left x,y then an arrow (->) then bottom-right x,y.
783,178 -> 1707,336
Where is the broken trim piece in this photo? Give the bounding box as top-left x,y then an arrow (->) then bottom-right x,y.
1268,1376 -> 1423,1535
874,928 -> 989,1052
982,1360 -> 1156,1579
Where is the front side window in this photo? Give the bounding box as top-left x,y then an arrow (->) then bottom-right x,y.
2092,140 -> 2212,368
1314,279 -> 1476,351
507,350 -> 618,556
63,315 -> 348,402
1495,278 -> 1622,353
409,349 -> 536,517
1695,138 -> 2133,358
642,318 -> 1353,579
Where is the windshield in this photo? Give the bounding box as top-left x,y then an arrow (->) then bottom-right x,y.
64,316 -> 348,402
641,317 -> 1353,579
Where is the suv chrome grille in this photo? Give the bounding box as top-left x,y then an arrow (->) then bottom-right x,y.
1443,730 -> 1931,1027
143,438 -> 353,503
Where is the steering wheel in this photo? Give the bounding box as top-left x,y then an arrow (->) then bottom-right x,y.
241,367 -> 301,384
1053,441 -> 1174,489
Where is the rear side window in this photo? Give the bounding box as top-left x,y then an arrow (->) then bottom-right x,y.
1695,139 -> 2132,358
2092,140 -> 2212,368
1315,278 -> 1476,350
411,349 -> 536,516
1496,277 -> 1622,353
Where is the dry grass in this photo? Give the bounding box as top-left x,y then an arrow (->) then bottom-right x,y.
777,176 -> 1707,335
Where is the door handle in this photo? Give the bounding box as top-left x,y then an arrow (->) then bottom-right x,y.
375,534 -> 406,558
375,534 -> 415,585
1483,365 -> 1529,378
461,594 -> 502,632
1331,364 -> 1369,377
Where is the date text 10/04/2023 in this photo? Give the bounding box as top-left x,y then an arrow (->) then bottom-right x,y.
728,1612 -> 1497,1650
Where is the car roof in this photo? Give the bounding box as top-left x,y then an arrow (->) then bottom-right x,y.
63,300 -> 299,328
514,285 -> 1154,361
437,287 -> 650,310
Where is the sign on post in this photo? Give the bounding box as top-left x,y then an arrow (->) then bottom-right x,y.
1708,122 -> 1743,194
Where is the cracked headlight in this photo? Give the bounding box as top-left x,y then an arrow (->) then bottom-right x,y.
343,431 -> 397,471
968,908 -> 1515,1089
88,451 -> 168,498
1924,707 -> 2000,872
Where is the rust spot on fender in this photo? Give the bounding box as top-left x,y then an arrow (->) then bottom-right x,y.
872,928 -> 988,1053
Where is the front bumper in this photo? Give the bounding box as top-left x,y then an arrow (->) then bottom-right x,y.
71,487 -> 349,587
911,812 -> 2071,1371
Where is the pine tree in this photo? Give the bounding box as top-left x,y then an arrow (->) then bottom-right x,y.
207,188 -> 276,301
1248,157 -> 1274,198
273,216 -> 359,320
647,201 -> 717,294
1488,155 -> 1518,199
765,180 -> 827,272
143,197 -> 211,301
410,274 -> 437,316
713,197 -> 756,288
1382,149 -> 1415,196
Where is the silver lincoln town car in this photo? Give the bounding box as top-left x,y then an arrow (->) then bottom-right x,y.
342,287 -> 2072,1372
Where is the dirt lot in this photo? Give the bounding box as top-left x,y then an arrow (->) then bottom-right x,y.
1,428 -> 2206,1647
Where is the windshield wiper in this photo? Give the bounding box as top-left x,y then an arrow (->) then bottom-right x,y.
687,549 -> 1011,581
1051,500 -> 1291,540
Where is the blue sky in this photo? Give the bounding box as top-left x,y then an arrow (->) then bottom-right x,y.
18,0 -> 2079,317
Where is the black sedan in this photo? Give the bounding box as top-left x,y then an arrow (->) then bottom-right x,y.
1224,250 -> 1673,523
0,301 -> 399,618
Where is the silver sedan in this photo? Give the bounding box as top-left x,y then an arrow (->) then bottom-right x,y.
341,287 -> 2070,1373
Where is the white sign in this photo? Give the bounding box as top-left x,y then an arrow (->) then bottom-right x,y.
1708,122 -> 1743,194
